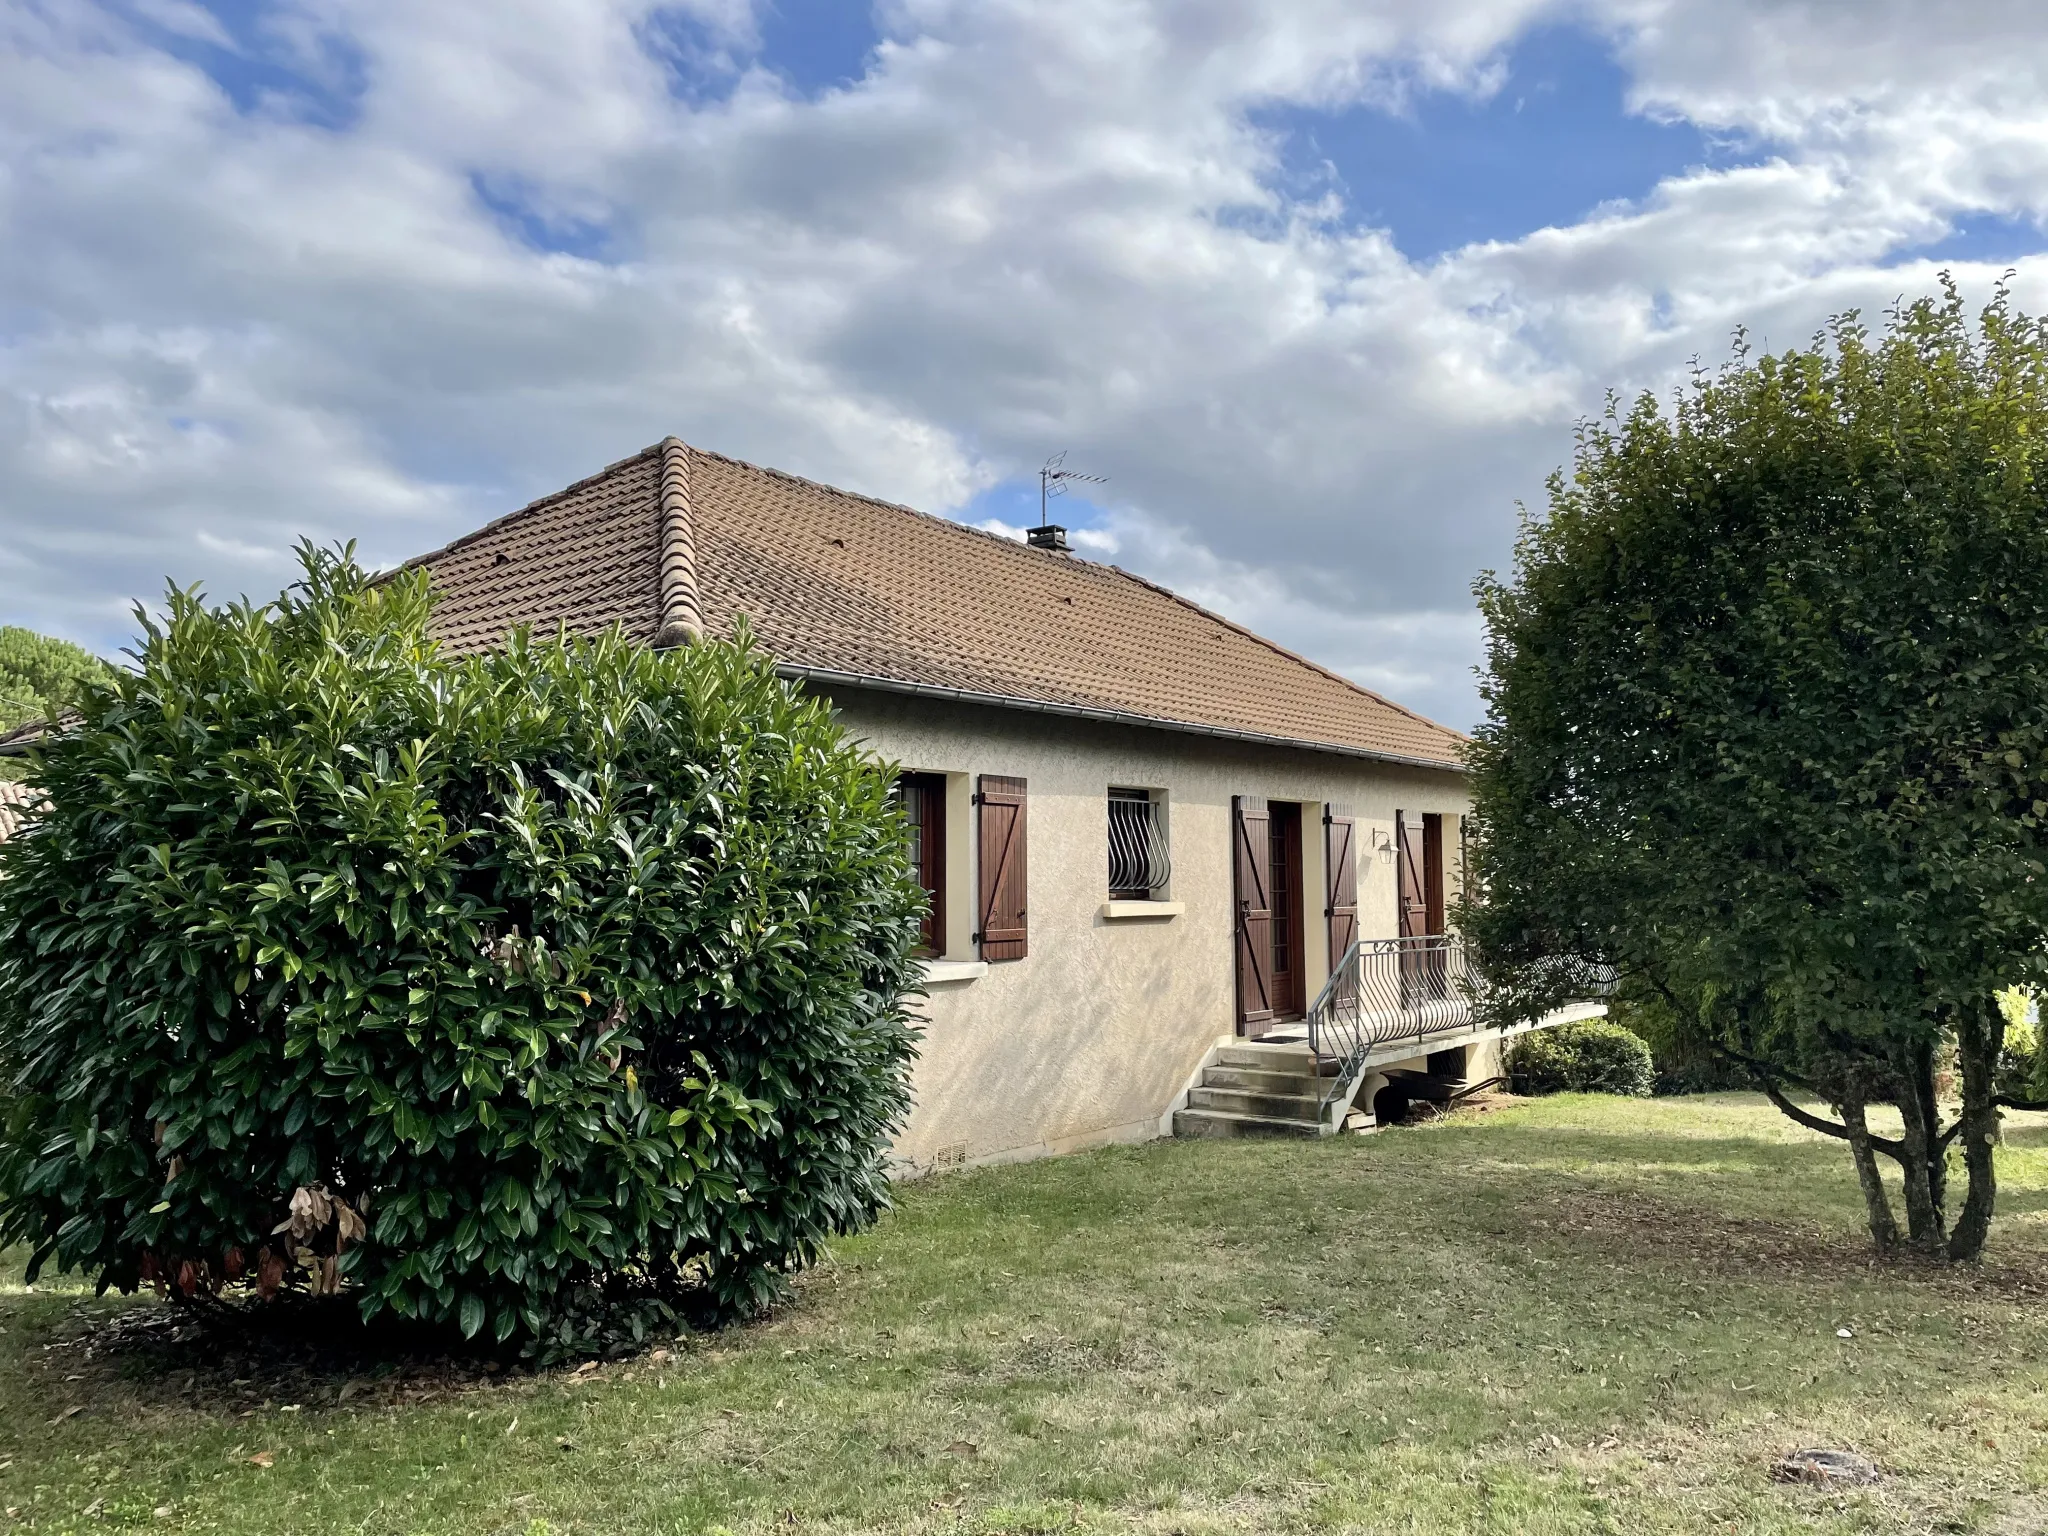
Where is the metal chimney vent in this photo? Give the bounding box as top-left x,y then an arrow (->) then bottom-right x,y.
1026,524 -> 1070,552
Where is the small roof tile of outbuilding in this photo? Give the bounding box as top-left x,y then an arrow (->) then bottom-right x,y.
0,779 -> 42,843
406,440 -> 1467,769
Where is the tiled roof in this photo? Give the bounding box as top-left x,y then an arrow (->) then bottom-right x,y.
408,440 -> 1467,768
0,713 -> 77,759
0,780 -> 41,843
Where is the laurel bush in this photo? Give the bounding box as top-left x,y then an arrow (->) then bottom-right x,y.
0,546 -> 923,1352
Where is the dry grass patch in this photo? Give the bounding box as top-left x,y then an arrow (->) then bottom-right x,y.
0,1093 -> 2044,1533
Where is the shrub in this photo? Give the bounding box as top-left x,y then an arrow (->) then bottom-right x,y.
1504,1019 -> 1654,1098
1609,997 -> 1749,1096
0,546 -> 924,1353
1996,990 -> 2047,1102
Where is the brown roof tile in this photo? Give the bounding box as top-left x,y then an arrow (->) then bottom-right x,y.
0,780 -> 41,843
408,441 -> 1466,768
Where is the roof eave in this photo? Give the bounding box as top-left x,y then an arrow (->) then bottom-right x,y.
773,663 -> 1469,774
0,719 -> 57,757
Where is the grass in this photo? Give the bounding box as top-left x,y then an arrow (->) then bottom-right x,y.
3,1093 -> 2048,1534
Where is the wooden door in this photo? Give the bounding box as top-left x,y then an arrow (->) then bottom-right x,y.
1323,807 -> 1357,965
1396,811 -> 1446,1000
1232,796 -> 1274,1031
1422,813 -> 1445,936
1267,802 -> 1306,1018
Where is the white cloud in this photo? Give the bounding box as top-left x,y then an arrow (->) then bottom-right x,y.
1,0 -> 2046,728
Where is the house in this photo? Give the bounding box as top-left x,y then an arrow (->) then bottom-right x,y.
407,438 -> 1596,1170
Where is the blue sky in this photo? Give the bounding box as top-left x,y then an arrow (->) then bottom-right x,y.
1255,25 -> 1754,261
4,0 -> 2047,729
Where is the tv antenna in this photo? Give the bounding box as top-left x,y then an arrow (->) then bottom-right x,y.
1030,452 -> 1107,551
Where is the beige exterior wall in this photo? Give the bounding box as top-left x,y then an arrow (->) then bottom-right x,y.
812,685 -> 1470,1170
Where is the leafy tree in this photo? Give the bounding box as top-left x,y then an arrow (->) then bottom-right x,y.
0,627 -> 116,780
0,546 -> 924,1351
1466,281 -> 2048,1261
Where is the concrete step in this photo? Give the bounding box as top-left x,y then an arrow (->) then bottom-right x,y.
1201,1065 -> 1327,1094
1216,1042 -> 1331,1073
1173,1107 -> 1327,1140
1187,1085 -> 1326,1120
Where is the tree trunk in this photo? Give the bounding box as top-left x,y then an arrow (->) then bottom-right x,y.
1839,1097 -> 1901,1250
1948,1000 -> 2005,1262
1892,1043 -> 1947,1254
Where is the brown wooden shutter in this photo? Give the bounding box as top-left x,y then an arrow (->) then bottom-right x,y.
975,774 -> 1028,961
1323,806 -> 1357,963
1233,795 -> 1274,1028
1396,810 -> 1427,939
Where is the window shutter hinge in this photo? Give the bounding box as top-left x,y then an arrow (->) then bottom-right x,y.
971,793 -> 985,805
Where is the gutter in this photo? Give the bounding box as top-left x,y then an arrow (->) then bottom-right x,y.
775,663 -> 1469,774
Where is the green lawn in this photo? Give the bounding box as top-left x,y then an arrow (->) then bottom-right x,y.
4,1093 -> 2048,1534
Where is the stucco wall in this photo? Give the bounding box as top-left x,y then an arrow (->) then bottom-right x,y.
812,685 -> 1471,1169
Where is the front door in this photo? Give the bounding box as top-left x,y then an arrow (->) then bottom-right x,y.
1396,811 -> 1446,1001
1234,796 -> 1306,1033
1267,801 -> 1306,1019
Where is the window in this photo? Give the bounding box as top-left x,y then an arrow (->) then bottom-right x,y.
1107,787 -> 1171,899
896,772 -> 947,955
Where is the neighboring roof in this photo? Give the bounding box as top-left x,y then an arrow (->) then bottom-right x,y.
0,780 -> 41,843
0,716 -> 66,757
406,440 -> 1468,769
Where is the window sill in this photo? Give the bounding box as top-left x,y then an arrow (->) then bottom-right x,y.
1100,900 -> 1184,920
919,959 -> 989,986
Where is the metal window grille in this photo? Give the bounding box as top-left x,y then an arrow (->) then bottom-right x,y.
1107,788 -> 1171,897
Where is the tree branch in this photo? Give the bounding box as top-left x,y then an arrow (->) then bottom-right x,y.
1630,974 -> 1908,1156
1994,1093 -> 2048,1113
1758,1078 -> 1852,1141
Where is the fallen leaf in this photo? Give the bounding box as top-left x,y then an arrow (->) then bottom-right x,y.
48,1406 -> 81,1425
153,1506 -> 173,1519
505,1416 -> 519,1436
1836,1328 -> 1854,1339
944,1440 -> 978,1457
82,1498 -> 103,1516
248,1451 -> 274,1468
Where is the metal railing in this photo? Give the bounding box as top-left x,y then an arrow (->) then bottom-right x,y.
1106,791 -> 1171,896
1305,934 -> 1476,1111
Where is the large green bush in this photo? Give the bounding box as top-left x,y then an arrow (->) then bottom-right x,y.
1504,1019 -> 1654,1098
0,547 -> 923,1351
